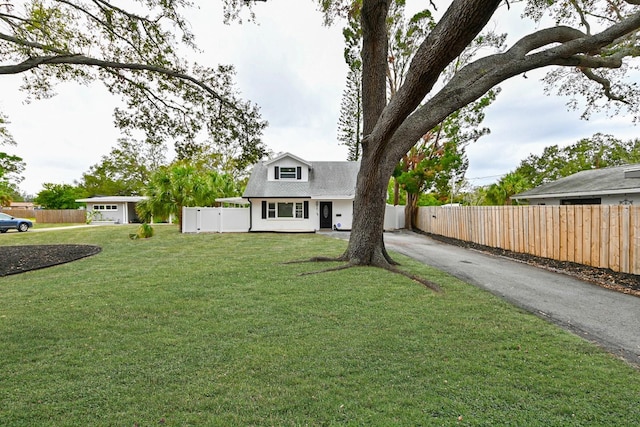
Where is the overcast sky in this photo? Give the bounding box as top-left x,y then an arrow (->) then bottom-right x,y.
1,1 -> 638,195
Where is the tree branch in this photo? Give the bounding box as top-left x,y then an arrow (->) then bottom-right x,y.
55,0 -> 151,60
371,0 -> 502,154
0,31 -> 69,55
0,32 -> 242,115
103,68 -> 191,117
579,67 -> 630,103
387,11 -> 640,161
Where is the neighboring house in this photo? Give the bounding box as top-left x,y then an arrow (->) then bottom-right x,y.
76,196 -> 146,223
512,164 -> 640,205
242,152 -> 360,232
7,202 -> 35,210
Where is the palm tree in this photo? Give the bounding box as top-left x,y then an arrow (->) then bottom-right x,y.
137,162 -> 204,230
485,172 -> 530,205
137,162 -> 243,230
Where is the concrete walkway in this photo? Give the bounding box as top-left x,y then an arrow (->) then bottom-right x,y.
325,230 -> 640,367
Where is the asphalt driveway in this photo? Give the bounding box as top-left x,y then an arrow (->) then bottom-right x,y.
325,230 -> 640,367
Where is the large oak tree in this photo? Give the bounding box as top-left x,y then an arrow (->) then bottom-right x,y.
229,0 -> 640,270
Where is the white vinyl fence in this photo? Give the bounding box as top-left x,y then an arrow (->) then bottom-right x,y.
182,207 -> 250,233
385,205 -> 405,230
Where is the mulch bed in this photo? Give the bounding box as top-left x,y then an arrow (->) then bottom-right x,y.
422,232 -> 640,298
0,245 -> 102,277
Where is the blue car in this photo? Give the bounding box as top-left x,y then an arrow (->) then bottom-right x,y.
0,212 -> 33,233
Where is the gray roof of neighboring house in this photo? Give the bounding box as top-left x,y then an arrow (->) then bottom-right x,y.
512,164 -> 640,200
76,196 -> 147,203
243,159 -> 360,199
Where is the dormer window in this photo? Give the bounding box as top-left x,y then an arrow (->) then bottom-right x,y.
274,166 -> 302,180
280,167 -> 297,179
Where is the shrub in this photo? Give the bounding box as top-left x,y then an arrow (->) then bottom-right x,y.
130,223 -> 154,239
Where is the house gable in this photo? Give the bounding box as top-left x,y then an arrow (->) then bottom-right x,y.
265,154 -> 310,182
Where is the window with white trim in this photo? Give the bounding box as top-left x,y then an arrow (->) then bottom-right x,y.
268,202 -> 304,218
92,204 -> 118,211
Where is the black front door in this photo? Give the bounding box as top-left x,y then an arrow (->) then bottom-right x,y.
319,202 -> 333,229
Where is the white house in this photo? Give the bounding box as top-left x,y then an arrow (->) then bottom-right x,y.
76,196 -> 146,223
242,152 -> 360,232
512,164 -> 640,205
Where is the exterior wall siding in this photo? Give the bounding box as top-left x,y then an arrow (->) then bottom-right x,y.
249,199 -> 316,232
327,199 -> 354,230
88,202 -> 126,223
267,159 -> 309,181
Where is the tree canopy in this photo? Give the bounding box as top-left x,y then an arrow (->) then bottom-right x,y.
136,161 -> 243,230
0,0 -> 268,184
34,183 -> 85,209
78,137 -> 167,197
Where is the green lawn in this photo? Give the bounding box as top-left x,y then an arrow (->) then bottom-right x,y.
32,223 -> 87,229
1,226 -> 639,426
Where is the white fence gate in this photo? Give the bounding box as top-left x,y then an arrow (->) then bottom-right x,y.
182,207 -> 250,233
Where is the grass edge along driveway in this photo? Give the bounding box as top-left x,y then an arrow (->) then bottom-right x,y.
1,226 -> 639,426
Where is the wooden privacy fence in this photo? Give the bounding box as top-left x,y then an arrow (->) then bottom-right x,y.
1,208 -> 86,224
416,205 -> 640,275
36,209 -> 86,223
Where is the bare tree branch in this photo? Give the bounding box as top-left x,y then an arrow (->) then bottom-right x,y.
579,67 -> 630,103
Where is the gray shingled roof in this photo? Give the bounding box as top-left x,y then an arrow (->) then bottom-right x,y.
512,164 -> 640,200
243,160 -> 360,199
76,196 -> 147,203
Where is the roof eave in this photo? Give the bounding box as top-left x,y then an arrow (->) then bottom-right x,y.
264,152 -> 312,167
513,187 -> 640,200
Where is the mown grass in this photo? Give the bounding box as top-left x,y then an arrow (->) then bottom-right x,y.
1,225 -> 639,426
32,223 -> 87,229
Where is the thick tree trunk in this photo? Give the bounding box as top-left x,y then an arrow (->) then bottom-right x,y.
341,0 -> 392,266
344,152 -> 396,267
342,0 -> 505,267
404,192 -> 418,231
